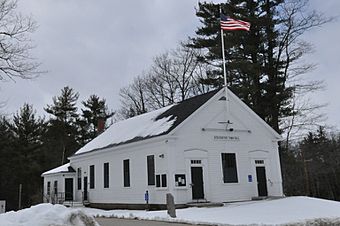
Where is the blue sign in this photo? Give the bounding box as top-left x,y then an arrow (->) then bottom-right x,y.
248,175 -> 253,182
144,191 -> 149,202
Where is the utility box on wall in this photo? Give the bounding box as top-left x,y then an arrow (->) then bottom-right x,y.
0,200 -> 5,213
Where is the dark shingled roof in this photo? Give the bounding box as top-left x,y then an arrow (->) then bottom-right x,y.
72,88 -> 221,156
155,88 -> 221,134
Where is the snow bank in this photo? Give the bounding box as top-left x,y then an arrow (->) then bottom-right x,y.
2,197 -> 340,226
0,203 -> 99,226
79,196 -> 340,225
75,104 -> 176,155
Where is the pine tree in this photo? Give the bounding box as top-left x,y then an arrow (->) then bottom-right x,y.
8,104 -> 47,208
10,104 -> 46,157
78,94 -> 114,145
45,86 -> 79,124
0,116 -> 17,210
44,86 -> 80,165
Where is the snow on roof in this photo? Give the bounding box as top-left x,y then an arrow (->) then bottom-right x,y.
74,104 -> 177,156
41,163 -> 74,176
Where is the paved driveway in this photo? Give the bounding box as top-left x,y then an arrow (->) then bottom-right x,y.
96,217 -> 213,226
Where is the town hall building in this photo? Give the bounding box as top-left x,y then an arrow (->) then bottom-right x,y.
42,88 -> 283,209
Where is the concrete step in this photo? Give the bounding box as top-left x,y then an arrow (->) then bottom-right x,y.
186,202 -> 224,208
63,201 -> 84,207
251,196 -> 284,201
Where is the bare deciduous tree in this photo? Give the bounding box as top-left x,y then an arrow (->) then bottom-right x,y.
118,44 -> 213,119
0,0 -> 40,81
278,0 -> 332,142
119,75 -> 148,119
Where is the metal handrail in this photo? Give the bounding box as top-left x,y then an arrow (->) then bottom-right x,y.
82,191 -> 89,204
44,192 -> 79,206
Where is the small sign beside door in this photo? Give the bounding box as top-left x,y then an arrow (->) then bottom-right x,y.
175,174 -> 186,187
248,175 -> 253,182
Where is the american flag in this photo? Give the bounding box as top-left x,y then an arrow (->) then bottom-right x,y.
220,14 -> 250,31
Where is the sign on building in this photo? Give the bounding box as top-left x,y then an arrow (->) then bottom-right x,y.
0,200 -> 5,214
213,135 -> 240,141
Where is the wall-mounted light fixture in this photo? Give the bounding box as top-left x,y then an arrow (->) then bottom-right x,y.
159,154 -> 165,158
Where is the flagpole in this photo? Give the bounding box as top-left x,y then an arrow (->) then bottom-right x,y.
220,7 -> 230,123
220,23 -> 227,87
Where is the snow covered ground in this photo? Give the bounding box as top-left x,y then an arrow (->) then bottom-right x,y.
2,196 -> 340,226
80,196 -> 340,225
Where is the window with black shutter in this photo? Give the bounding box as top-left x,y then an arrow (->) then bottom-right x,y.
155,174 -> 167,188
47,181 -> 51,195
104,162 -> 109,188
156,175 -> 161,187
90,165 -> 95,189
77,168 -> 82,190
53,181 -> 58,194
123,159 -> 130,187
221,153 -> 238,183
147,155 -> 155,186
161,174 -> 167,187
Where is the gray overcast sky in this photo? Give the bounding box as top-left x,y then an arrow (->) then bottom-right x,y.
1,0 -> 340,130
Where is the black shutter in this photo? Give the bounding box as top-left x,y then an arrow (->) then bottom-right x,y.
104,163 -> 109,188
123,159 -> 130,187
221,153 -> 238,183
90,165 -> 95,189
147,155 -> 155,185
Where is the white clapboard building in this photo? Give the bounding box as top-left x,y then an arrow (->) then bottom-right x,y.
42,88 -> 283,209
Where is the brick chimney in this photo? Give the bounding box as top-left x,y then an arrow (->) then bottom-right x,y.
97,117 -> 106,134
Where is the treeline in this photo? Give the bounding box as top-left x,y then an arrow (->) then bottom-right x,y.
282,127 -> 340,200
0,87 -> 113,210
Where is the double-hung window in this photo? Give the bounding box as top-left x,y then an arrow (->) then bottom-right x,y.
221,153 -> 238,183
104,162 -> 109,188
90,165 -> 95,189
147,155 -> 155,186
123,159 -> 130,187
